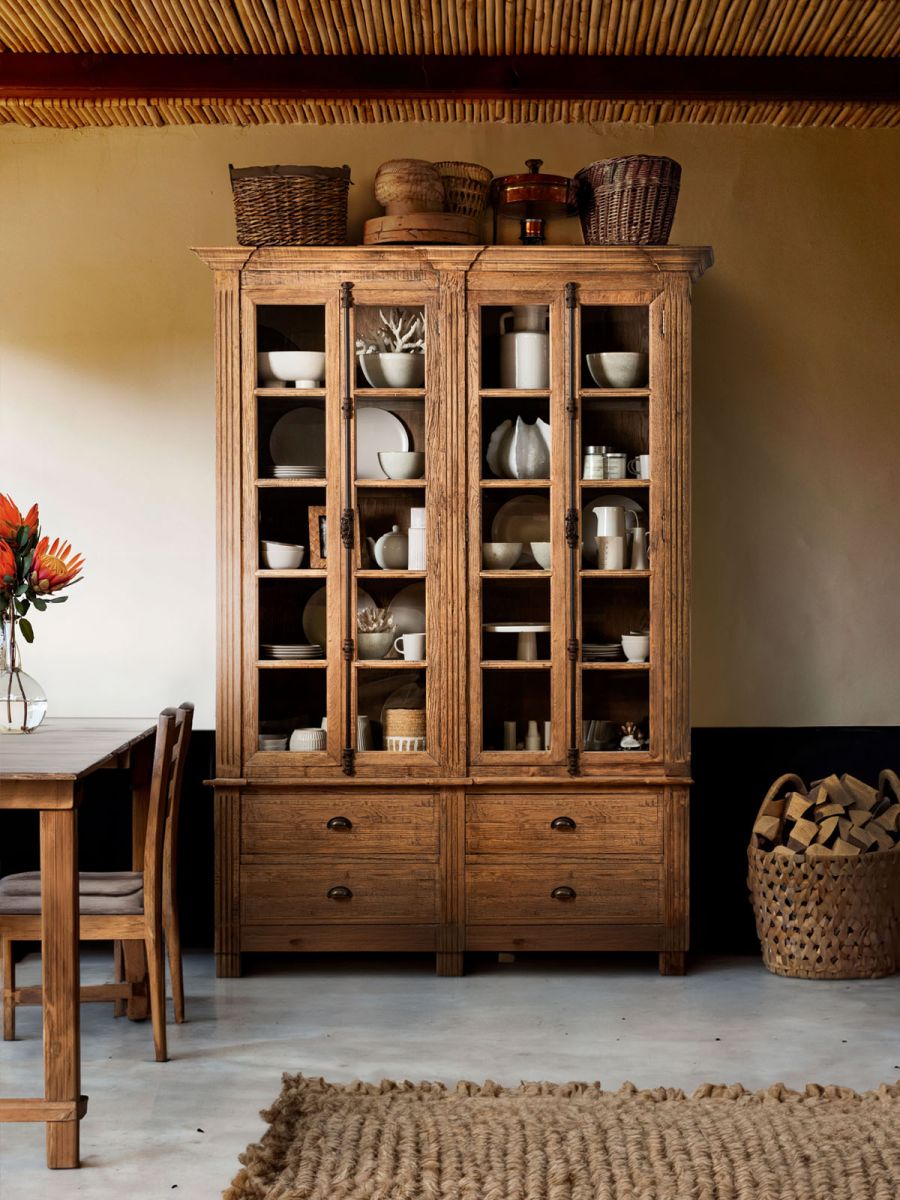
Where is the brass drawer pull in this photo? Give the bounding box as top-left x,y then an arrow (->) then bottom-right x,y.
326,815 -> 353,831
326,886 -> 353,901
550,816 -> 577,831
551,886 -> 577,901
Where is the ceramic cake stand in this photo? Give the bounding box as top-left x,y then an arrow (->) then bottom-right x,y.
483,622 -> 551,661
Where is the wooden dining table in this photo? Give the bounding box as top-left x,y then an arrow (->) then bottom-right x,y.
0,718 -> 155,1168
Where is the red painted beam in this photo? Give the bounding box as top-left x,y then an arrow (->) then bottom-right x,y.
0,53 -> 896,104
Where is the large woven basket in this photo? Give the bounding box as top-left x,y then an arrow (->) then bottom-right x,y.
229,164 -> 351,247
432,161 -> 493,218
576,155 -> 681,245
747,772 -> 900,980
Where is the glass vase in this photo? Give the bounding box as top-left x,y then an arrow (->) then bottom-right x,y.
1,619 -> 47,733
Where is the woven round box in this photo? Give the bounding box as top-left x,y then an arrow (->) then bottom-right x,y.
576,155 -> 681,245
747,772 -> 900,980
383,708 -> 426,739
432,161 -> 493,218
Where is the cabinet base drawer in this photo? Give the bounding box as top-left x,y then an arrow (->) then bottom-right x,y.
242,792 -> 438,859
242,924 -> 438,952
466,862 -> 662,924
466,793 -> 662,859
241,863 -> 439,924
466,924 -> 668,952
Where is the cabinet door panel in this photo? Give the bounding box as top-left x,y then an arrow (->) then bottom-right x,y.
242,793 -> 438,858
466,862 -> 662,924
466,793 -> 661,858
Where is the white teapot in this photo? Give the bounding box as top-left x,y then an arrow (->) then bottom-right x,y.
367,525 -> 408,570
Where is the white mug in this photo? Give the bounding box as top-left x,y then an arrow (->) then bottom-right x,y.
596,535 -> 625,570
628,454 -> 651,479
393,632 -> 425,662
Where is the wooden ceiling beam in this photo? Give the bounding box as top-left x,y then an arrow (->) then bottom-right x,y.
1,53 -> 897,105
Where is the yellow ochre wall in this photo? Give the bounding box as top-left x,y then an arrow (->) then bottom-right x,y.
1,122 -> 898,729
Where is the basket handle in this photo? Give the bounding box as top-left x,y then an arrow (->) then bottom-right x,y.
878,769 -> 900,803
754,773 -> 806,824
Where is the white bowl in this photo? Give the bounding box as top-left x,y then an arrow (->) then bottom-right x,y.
258,351 -> 325,387
586,352 -> 648,389
530,542 -> 551,570
621,633 -> 650,663
378,451 -> 425,480
289,727 -> 327,752
482,542 -> 523,570
261,540 -> 305,570
357,631 -> 395,660
358,352 -> 425,389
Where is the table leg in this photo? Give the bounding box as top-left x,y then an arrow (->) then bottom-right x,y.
40,805 -> 81,1169
126,737 -> 153,1020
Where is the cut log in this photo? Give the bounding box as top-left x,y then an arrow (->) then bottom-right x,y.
759,795 -> 787,821
814,801 -> 845,821
753,815 -> 782,846
847,807 -> 873,826
846,823 -> 877,851
822,774 -> 855,808
871,826 -> 895,853
875,804 -> 900,833
806,843 -> 834,858
787,817 -> 818,853
833,837 -> 862,856
815,815 -> 840,844
841,775 -> 879,810
785,791 -> 813,823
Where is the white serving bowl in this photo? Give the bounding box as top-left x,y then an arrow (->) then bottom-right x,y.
586,351 -> 648,389
289,727 -> 327,752
258,351 -> 325,387
261,540 -> 305,570
358,352 -> 425,389
621,633 -> 650,663
482,542 -> 523,570
357,631 -> 395,660
530,541 -> 552,570
378,451 -> 425,480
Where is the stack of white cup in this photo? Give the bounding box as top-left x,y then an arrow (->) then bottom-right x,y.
408,507 -> 427,569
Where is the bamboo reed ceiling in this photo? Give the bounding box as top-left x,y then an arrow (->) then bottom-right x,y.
1,0 -> 898,129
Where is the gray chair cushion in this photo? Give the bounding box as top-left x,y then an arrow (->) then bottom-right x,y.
0,885 -> 144,916
0,870 -> 143,897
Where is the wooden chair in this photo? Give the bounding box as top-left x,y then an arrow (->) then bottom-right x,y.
0,707 -> 179,1061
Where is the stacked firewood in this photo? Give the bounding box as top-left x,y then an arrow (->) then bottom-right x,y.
753,773 -> 900,858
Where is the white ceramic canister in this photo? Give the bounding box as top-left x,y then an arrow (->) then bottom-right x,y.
408,507 -> 427,569
499,310 -> 549,389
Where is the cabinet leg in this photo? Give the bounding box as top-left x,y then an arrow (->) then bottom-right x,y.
659,951 -> 686,976
215,952 -> 242,979
436,952 -> 464,977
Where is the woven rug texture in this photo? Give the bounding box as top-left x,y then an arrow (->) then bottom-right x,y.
224,1074 -> 900,1199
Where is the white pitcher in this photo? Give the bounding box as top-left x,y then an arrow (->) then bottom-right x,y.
499,309 -> 549,389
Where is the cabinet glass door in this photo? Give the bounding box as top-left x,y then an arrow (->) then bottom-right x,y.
576,299 -> 656,761
468,296 -> 566,763
246,299 -> 341,765
349,297 -> 436,766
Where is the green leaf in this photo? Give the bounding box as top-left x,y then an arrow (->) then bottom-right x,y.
13,597 -> 26,616
19,617 -> 34,643
46,596 -> 68,604
32,596 -> 47,612
16,526 -> 28,547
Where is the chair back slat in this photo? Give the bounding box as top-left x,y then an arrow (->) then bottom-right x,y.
142,709 -> 178,919
162,703 -> 193,909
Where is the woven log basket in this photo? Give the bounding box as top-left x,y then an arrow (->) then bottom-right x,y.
748,772 -> 900,980
576,155 -> 681,245
229,164 -> 350,247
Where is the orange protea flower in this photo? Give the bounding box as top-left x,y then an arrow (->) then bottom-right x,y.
30,537 -> 85,594
0,538 -> 15,588
0,494 -> 38,541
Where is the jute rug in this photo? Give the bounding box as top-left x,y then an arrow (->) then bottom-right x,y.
224,1074 -> 900,1199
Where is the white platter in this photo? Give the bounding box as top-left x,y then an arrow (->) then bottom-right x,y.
581,494 -> 646,564
356,408 -> 410,480
387,582 -> 426,635
270,407 -> 326,468
490,495 -> 551,565
302,586 -> 375,649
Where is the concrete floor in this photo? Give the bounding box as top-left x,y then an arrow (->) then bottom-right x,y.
1,950 -> 899,1198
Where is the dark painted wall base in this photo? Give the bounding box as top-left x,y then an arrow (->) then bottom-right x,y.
2,727 -> 897,955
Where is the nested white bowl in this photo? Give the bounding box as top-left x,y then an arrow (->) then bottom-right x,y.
258,351 -> 325,387
482,542 -> 523,570
261,540 -> 305,570
378,451 -> 425,480
586,351 -> 647,389
358,352 -> 425,389
530,542 -> 552,570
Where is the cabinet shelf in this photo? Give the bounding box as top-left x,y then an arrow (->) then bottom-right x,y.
356,478 -> 426,488
580,388 -> 649,399
355,659 -> 427,669
256,478 -> 327,488
355,388 -> 425,398
255,387 -> 326,397
255,569 -> 328,579
257,660 -> 327,669
481,660 -> 552,670
480,388 -> 551,399
581,661 -> 650,671
480,479 -> 551,489
579,479 -> 649,489
355,569 -> 426,580
580,569 -> 650,579
480,570 -> 551,580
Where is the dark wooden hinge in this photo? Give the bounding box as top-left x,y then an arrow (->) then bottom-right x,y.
567,747 -> 580,775
564,507 -> 579,549
342,638 -> 354,661
341,747 -> 355,775
564,281 -> 577,309
341,396 -> 354,418
340,280 -> 354,308
566,638 -> 579,661
340,508 -> 354,549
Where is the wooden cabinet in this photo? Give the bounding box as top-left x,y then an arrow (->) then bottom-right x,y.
196,244 -> 712,977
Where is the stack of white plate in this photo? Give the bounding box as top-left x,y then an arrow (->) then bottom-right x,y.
258,734 -> 288,751
583,642 -> 623,662
261,643 -> 324,660
271,465 -> 325,479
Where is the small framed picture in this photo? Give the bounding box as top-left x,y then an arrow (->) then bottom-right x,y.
308,507 -> 327,568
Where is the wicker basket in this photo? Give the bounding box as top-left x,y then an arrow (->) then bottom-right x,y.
229,164 -> 351,247
383,708 -> 426,739
575,156 -> 681,245
433,161 -> 493,218
747,772 -> 900,980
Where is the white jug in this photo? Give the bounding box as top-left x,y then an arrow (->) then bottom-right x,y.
499,310 -> 549,389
